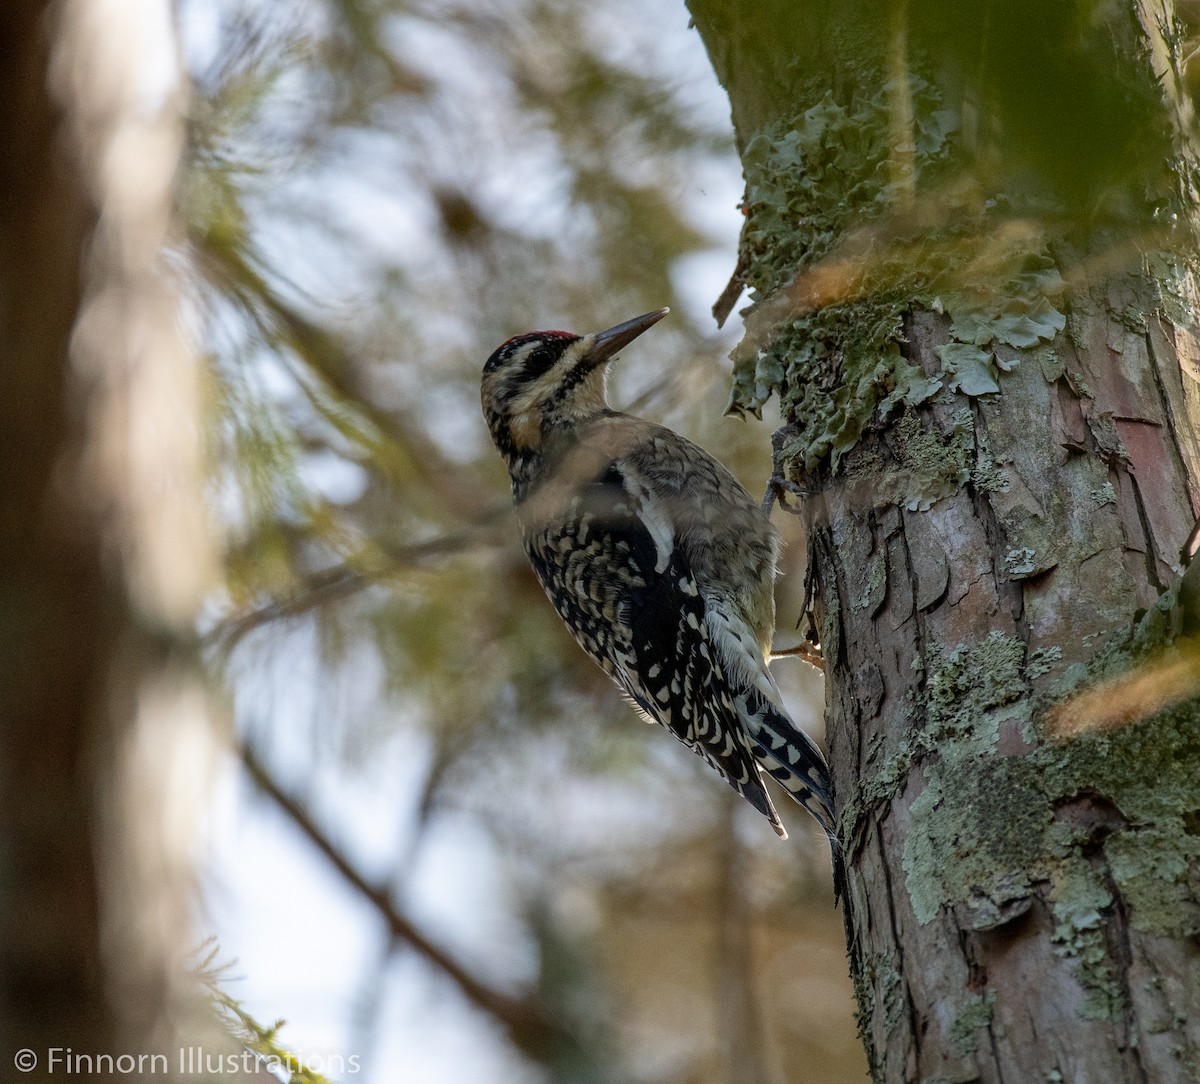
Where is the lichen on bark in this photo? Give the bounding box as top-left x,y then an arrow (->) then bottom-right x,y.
726,70 -> 1072,478
688,0 -> 1200,1078
902,619 -> 1200,943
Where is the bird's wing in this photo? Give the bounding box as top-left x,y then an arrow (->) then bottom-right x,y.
523,460 -> 787,835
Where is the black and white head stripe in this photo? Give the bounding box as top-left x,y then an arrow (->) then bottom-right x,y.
483,331 -> 579,378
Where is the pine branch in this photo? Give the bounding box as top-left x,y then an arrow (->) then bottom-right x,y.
195,944 -> 335,1084
208,521 -> 507,651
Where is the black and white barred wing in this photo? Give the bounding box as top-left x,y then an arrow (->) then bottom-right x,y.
522,464 -> 789,835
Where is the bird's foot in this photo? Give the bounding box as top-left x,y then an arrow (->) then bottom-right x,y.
762,424 -> 808,516
762,477 -> 808,516
770,641 -> 825,671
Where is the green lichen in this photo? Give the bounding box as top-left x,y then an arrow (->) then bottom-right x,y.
1119,304 -> 1149,333
738,83 -> 957,299
729,300 -> 921,473
879,957 -> 906,1038
845,632 -> 1032,844
945,264 -> 1067,350
1130,592 -> 1177,655
1066,311 -> 1090,352
901,615 -> 1200,1016
896,603 -> 1200,1017
1004,548 -> 1039,577
1106,824 -> 1200,938
1042,698 -> 1200,943
921,259 -> 1067,402
730,76 -> 1067,476
948,991 -> 996,1057
855,554 -> 887,611
1151,251 -> 1200,329
888,409 -> 971,512
820,581 -> 842,663
935,341 -> 999,396
923,631 -> 1027,749
846,632 -> 1029,846
727,76 -> 958,468
837,401 -> 987,512
1027,645 -> 1063,678
851,948 -> 905,1070
1037,346 -> 1067,383
1052,592 -> 1176,695
969,425 -> 1010,493
1046,852 -> 1123,1019
1085,410 -> 1129,463
843,741 -> 915,841
903,756 -> 1048,927
1069,370 -> 1095,398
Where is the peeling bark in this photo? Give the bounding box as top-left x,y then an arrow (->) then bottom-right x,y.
821,291 -> 1200,1083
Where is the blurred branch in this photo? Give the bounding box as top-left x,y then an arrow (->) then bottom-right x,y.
326,0 -> 431,98
212,562 -> 373,648
208,517 -> 508,651
239,742 -> 577,1061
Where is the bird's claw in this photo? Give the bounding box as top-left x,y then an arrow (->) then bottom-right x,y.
770,640 -> 825,671
762,477 -> 808,516
763,424 -> 807,515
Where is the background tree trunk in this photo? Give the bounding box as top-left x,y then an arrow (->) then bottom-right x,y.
0,1 -> 110,1064
0,1 -> 215,1074
688,1 -> 1200,1080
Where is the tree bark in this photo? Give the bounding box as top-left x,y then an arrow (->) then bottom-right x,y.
688,1 -> 1200,1080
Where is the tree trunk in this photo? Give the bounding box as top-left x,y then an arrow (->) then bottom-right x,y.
688,1 -> 1200,1080
0,1 -> 215,1073
0,1 -> 110,1063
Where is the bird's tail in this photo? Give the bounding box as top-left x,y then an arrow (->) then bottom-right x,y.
741,696 -> 846,902
745,700 -> 836,837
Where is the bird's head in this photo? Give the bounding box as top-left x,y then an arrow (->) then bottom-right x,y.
481,308 -> 668,469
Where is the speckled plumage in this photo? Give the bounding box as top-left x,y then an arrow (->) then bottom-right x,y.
481,310 -> 834,839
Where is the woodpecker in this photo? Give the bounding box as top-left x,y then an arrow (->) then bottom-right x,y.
481,308 -> 834,841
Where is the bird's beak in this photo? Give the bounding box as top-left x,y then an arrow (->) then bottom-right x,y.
588,308 -> 670,363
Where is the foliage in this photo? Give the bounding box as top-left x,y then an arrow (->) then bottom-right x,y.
186,0 -> 733,760
182,2 -> 862,1082
196,944 -> 335,1084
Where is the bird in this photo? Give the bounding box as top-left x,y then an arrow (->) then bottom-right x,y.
481,307 -> 835,842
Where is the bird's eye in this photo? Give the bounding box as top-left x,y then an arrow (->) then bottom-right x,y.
523,345 -> 558,379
